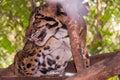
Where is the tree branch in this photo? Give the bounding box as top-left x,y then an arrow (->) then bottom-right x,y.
66,50 -> 120,80
65,50 -> 119,72
66,20 -> 85,73
0,51 -> 120,80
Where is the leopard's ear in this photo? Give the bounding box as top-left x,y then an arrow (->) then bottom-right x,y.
46,3 -> 58,15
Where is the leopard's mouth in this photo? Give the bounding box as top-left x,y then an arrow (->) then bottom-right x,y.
29,29 -> 47,42
37,29 -> 47,42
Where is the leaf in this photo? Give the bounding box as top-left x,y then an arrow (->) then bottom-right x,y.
100,12 -> 111,24
0,34 -> 14,53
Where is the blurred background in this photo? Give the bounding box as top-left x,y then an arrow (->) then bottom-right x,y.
0,0 -> 120,79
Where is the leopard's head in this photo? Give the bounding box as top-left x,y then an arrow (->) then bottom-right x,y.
26,4 -> 64,46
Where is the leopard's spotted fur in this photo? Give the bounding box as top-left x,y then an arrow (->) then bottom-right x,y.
14,37 -> 72,76
13,4 -> 72,76
3,3 -> 89,76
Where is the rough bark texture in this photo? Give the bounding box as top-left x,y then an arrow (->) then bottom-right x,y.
66,50 -> 120,80
0,51 -> 120,80
90,51 -> 118,65
66,20 -> 85,73
1,51 -> 120,80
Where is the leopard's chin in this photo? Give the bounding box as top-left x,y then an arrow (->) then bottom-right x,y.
27,37 -> 45,46
35,41 -> 45,46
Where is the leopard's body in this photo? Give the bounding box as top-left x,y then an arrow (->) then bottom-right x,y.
12,3 -> 89,76
14,37 -> 72,76
13,4 -> 73,76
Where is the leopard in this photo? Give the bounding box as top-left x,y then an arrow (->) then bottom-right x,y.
0,3 -> 89,77
13,3 -> 90,76
13,3 -> 73,76
25,3 -> 89,68
14,37 -> 72,76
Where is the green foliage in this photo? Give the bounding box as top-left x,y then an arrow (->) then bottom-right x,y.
0,0 -> 120,79
108,76 -> 119,80
86,0 -> 120,79
86,0 -> 120,55
0,0 -> 32,67
0,0 -> 44,68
